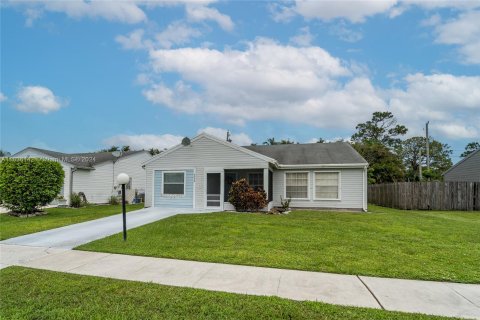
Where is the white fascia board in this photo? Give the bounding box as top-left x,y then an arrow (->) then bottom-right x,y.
278,163 -> 368,169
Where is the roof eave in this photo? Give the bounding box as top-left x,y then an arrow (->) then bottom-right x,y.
278,163 -> 368,169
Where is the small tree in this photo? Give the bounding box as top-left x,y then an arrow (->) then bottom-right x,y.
351,111 -> 408,150
461,142 -> 480,158
0,158 -> 64,214
228,178 -> 267,212
353,142 -> 405,184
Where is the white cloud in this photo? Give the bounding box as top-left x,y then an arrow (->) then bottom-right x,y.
434,123 -> 479,139
116,22 -> 202,51
143,81 -> 202,114
15,85 -> 67,114
13,0 -> 233,29
143,38 -> 386,128
19,1 -> 147,25
140,38 -> 480,141
421,13 -> 441,27
429,10 -> 480,64
274,0 -> 398,23
155,21 -> 202,48
197,127 -> 253,145
103,133 -> 183,150
290,27 -> 314,46
272,1 -> 480,24
116,29 -> 151,50
0,92 -> 7,102
186,3 -> 234,31
407,1 -> 480,11
24,7 -> 43,27
389,73 -> 480,139
329,22 -> 363,42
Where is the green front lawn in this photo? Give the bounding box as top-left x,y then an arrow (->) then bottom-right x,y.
0,267 -> 452,320
78,205 -> 480,284
0,204 -> 144,240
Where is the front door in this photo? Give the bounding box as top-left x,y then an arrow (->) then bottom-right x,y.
206,172 -> 222,209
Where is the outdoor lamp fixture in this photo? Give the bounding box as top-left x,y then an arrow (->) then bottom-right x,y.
117,173 -> 130,241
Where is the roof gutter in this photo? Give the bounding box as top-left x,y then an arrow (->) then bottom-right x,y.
277,163 -> 368,169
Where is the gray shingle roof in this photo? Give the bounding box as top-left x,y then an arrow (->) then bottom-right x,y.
243,142 -> 367,165
25,147 -> 146,168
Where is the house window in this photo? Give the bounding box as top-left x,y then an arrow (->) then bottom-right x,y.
248,173 -> 264,191
163,172 -> 185,195
315,172 -> 340,199
285,172 -> 308,199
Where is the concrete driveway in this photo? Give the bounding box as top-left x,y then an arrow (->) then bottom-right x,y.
0,207 -> 210,249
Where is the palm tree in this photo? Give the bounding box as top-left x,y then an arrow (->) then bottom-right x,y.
263,138 -> 277,145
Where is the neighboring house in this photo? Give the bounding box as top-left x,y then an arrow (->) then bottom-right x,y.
444,149 -> 480,182
143,133 -> 368,212
12,148 -> 152,204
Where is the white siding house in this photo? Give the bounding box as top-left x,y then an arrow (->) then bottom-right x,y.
144,134 -> 272,209
144,133 -> 368,211
13,148 -> 151,204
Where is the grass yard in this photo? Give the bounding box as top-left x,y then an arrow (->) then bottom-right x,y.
78,205 -> 480,284
0,203 -> 144,240
0,267 -> 454,320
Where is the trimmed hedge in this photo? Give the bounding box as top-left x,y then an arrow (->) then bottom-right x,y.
0,158 -> 64,214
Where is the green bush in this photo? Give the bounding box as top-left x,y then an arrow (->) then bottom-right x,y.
0,158 -> 64,214
228,178 -> 267,212
280,196 -> 291,211
70,193 -> 83,208
108,195 -> 119,205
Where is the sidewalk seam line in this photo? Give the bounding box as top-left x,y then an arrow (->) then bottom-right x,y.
65,252 -> 113,272
450,286 -> 480,308
191,265 -> 217,287
276,273 -> 282,295
357,275 -> 385,310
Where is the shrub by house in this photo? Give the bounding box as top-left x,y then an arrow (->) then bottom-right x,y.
228,178 -> 267,212
0,158 -> 64,214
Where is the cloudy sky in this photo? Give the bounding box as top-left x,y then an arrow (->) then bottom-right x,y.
1,0 -> 479,161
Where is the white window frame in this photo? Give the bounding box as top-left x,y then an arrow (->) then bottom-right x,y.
284,171 -> 310,200
162,170 -> 186,196
313,171 -> 341,201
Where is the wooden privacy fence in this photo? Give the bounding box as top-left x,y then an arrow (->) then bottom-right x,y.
368,181 -> 480,211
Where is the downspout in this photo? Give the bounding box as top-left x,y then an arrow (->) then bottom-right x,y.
112,160 -> 116,197
70,167 -> 77,205
362,166 -> 367,212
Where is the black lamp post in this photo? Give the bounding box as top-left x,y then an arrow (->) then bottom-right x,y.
117,173 -> 130,241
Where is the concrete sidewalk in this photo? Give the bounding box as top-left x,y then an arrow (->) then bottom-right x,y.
1,244 -> 479,319
0,207 -> 213,249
